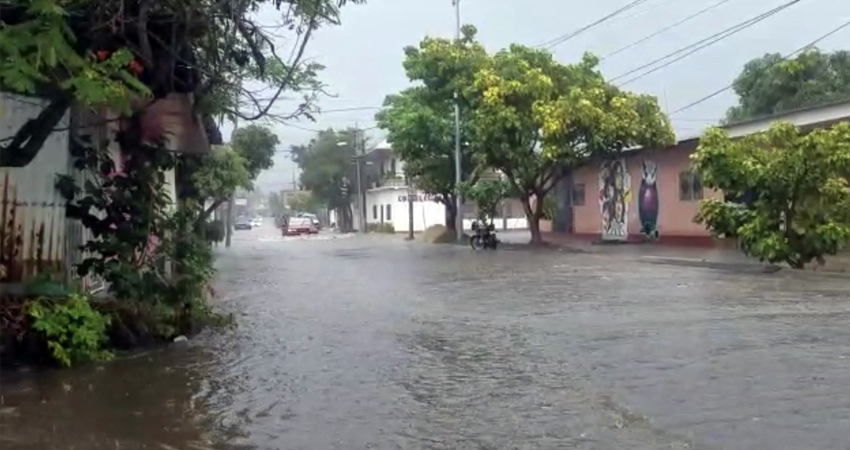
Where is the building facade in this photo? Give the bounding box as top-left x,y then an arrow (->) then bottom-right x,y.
346,141 -> 528,233
559,100 -> 850,245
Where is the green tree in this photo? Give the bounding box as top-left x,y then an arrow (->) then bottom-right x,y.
692,121 -> 850,268
230,125 -> 280,178
268,191 -> 285,217
726,48 -> 850,123
461,178 -> 509,223
188,126 -> 279,222
376,26 -> 488,230
1,0 -> 364,167
464,46 -> 673,244
190,146 -> 251,211
288,191 -> 321,213
294,128 -> 359,231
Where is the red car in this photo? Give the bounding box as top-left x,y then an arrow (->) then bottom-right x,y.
284,217 -> 319,236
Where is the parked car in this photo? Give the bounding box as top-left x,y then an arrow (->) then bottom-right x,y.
234,217 -> 252,230
284,217 -> 319,236
250,216 -> 262,227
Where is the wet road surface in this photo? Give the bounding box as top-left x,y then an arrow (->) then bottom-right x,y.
3,225 -> 850,449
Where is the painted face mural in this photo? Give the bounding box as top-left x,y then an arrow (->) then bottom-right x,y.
598,159 -> 631,240
638,159 -> 660,239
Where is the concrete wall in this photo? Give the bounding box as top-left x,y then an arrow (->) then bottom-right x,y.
572,142 -> 721,240
365,187 -> 445,232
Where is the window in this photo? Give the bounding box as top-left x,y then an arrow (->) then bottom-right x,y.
679,171 -> 703,201
386,204 -> 392,221
572,183 -> 586,206
390,158 -> 396,175
372,204 -> 378,219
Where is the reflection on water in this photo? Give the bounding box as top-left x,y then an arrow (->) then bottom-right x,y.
0,343 -> 229,449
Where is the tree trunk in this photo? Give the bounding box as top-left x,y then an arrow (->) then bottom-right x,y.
443,196 -> 457,231
521,194 -> 544,245
338,204 -> 353,232
225,195 -> 233,248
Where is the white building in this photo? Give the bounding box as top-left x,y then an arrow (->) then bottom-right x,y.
335,140 -> 528,233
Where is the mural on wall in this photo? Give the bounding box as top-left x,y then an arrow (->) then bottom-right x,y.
598,159 -> 631,240
638,159 -> 660,240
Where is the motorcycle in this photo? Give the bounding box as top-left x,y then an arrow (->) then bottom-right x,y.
469,220 -> 498,250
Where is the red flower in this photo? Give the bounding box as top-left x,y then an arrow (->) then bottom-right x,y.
128,60 -> 143,76
95,50 -> 110,61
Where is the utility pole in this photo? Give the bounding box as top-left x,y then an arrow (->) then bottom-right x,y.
357,128 -> 367,232
354,125 -> 366,233
406,174 -> 414,240
452,0 -> 464,242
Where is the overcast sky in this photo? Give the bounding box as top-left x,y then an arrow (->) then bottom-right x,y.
236,0 -> 850,193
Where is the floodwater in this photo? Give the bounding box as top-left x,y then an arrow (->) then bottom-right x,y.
3,227 -> 850,449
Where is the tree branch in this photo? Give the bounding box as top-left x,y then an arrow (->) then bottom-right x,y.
0,96 -> 71,167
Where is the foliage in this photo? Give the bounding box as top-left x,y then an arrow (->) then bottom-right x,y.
462,44 -> 674,243
56,123 -> 177,301
692,121 -> 850,268
191,146 -> 252,203
230,125 -> 280,178
461,178 -> 509,222
376,26 -> 487,228
186,125 -> 278,223
287,191 -> 321,213
205,219 -> 226,244
57,123 -> 219,338
293,128 -> 359,230
366,223 -> 395,233
268,191 -> 287,217
726,48 -> 850,123
28,294 -> 112,367
541,195 -> 557,221
1,0 -> 363,168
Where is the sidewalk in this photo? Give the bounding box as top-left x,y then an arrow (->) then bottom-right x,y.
500,230 -> 850,273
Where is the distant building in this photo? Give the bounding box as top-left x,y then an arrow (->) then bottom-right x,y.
338,140 -> 528,233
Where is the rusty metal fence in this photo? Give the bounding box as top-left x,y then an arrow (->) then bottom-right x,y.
0,93 -> 104,293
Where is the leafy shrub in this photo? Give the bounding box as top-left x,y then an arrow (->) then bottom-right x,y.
541,195 -> 557,221
28,294 -> 112,367
205,219 -> 226,243
367,223 -> 395,233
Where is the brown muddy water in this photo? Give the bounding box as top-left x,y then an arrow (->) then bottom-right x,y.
2,231 -> 850,450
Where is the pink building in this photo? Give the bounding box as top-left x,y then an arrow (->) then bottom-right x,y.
562,99 -> 850,246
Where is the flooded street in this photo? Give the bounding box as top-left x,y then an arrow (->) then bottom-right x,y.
3,227 -> 850,449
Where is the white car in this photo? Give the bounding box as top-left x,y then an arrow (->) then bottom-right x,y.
250,217 -> 262,227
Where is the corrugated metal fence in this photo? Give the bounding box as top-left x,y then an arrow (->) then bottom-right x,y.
0,93 -> 70,285
0,93 -> 105,292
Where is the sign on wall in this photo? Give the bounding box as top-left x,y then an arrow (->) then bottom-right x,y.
398,193 -> 443,203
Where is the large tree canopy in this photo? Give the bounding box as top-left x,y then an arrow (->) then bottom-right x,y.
726,48 -> 850,123
463,45 -> 674,243
375,87 -> 477,229
293,128 -> 359,231
375,25 -> 487,230
0,0 -> 363,165
693,122 -> 850,268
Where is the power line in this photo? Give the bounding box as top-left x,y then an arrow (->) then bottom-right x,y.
602,0 -> 735,61
539,0 -> 652,50
319,106 -> 381,113
610,0 -> 802,85
670,16 -> 850,116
